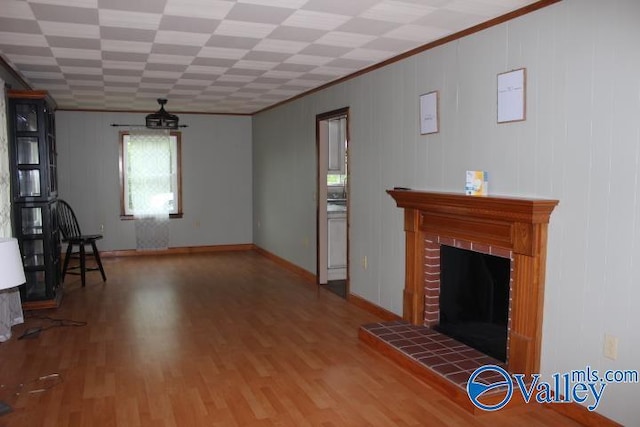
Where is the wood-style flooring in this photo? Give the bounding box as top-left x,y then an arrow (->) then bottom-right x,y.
0,251 -> 581,426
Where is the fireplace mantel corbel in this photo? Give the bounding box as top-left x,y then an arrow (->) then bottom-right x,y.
387,189 -> 558,375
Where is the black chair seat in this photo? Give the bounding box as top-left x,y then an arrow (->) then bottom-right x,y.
57,200 -> 107,287
67,234 -> 103,243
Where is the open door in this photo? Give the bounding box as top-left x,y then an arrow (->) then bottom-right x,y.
316,108 -> 349,297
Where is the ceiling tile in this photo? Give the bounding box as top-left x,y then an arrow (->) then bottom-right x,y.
363,36 -> 417,52
284,54 -> 333,66
243,50 -> 291,62
158,15 -> 219,33
444,0 -> 512,17
282,10 -> 351,31
175,78 -> 210,86
6,52 -> 57,65
163,0 -> 234,20
272,62 -> 315,73
39,21 -> 100,39
0,17 -> 42,33
101,51 -> 149,62
22,70 -> 65,80
384,24 -> 449,42
146,56 -> 191,67
307,66 -> 352,76
262,69 -> 304,79
51,46 -> 102,60
0,32 -> 48,47
233,59 -> 279,71
413,8 -> 483,30
205,35 -> 261,50
302,0 -> 379,16
98,9 -> 162,30
153,30 -> 210,46
216,74 -> 256,83
47,36 -> 100,50
198,46 -> 248,60
360,0 -> 436,23
150,43 -> 201,56
225,3 -> 295,25
98,0 -> 166,14
253,38 -> 308,54
14,63 -> 61,72
28,0 -> 97,9
100,26 -> 156,42
341,47 -> 394,62
1,1 -> 37,19
103,67 -> 143,75
101,39 -> 152,54
267,25 -> 324,42
141,73 -> 179,82
313,31 -> 376,48
335,17 -> 400,35
60,65 -> 102,75
30,3 -> 98,24
214,20 -> 277,39
298,44 -> 351,58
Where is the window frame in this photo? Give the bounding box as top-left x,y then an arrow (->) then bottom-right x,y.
118,130 -> 183,220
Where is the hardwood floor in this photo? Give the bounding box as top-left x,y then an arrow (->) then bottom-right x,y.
0,251 -> 581,426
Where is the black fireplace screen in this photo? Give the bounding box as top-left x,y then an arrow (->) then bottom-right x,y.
436,245 -> 511,361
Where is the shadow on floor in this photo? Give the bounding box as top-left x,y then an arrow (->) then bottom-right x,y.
323,280 -> 347,299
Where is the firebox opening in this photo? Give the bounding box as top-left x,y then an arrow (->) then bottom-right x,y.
435,245 -> 510,362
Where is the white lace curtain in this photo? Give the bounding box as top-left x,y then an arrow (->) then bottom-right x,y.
128,129 -> 171,250
0,80 -> 25,341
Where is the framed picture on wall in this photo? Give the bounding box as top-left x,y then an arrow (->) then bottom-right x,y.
497,68 -> 526,123
419,91 -> 439,135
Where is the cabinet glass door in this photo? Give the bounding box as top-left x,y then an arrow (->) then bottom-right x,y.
24,270 -> 47,300
21,206 -> 43,235
23,239 -> 45,267
15,104 -> 38,132
17,137 -> 40,164
18,170 -> 41,197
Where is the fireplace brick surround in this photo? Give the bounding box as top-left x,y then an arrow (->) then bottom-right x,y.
422,234 -> 513,330
387,190 -> 558,376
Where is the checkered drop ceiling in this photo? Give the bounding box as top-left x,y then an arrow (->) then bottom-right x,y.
0,0 -> 540,114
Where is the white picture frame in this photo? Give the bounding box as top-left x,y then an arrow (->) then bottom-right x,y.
419,91 -> 439,135
497,68 -> 526,123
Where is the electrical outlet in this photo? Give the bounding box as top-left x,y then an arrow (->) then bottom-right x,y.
604,334 -> 618,360
100,224 -> 104,233
362,255 -> 368,270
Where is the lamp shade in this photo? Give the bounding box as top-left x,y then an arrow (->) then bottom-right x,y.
0,238 -> 26,290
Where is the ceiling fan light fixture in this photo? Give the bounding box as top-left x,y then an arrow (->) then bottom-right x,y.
146,98 -> 179,129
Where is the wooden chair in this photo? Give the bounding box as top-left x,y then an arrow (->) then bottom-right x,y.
57,199 -> 107,287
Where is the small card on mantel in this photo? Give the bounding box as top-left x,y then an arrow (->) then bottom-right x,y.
465,171 -> 488,196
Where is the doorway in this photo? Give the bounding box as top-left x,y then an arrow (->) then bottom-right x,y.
316,107 -> 349,298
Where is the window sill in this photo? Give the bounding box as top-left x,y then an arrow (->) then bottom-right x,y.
120,213 -> 183,220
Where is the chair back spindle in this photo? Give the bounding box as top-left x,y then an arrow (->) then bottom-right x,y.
58,200 -> 83,240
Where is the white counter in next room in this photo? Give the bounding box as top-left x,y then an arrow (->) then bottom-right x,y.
327,202 -> 347,281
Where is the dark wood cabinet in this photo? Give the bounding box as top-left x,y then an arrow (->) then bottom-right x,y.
7,90 -> 61,308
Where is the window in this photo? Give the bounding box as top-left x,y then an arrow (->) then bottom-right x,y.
119,131 -> 182,219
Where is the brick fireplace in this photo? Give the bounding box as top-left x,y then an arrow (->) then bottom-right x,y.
387,190 -> 558,376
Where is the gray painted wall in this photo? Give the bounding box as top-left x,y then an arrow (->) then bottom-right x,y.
56,111 -> 253,251
252,1 -> 640,424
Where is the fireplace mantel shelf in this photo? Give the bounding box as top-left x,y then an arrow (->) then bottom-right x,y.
387,189 -> 558,257
386,189 -> 558,376
387,189 -> 558,225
